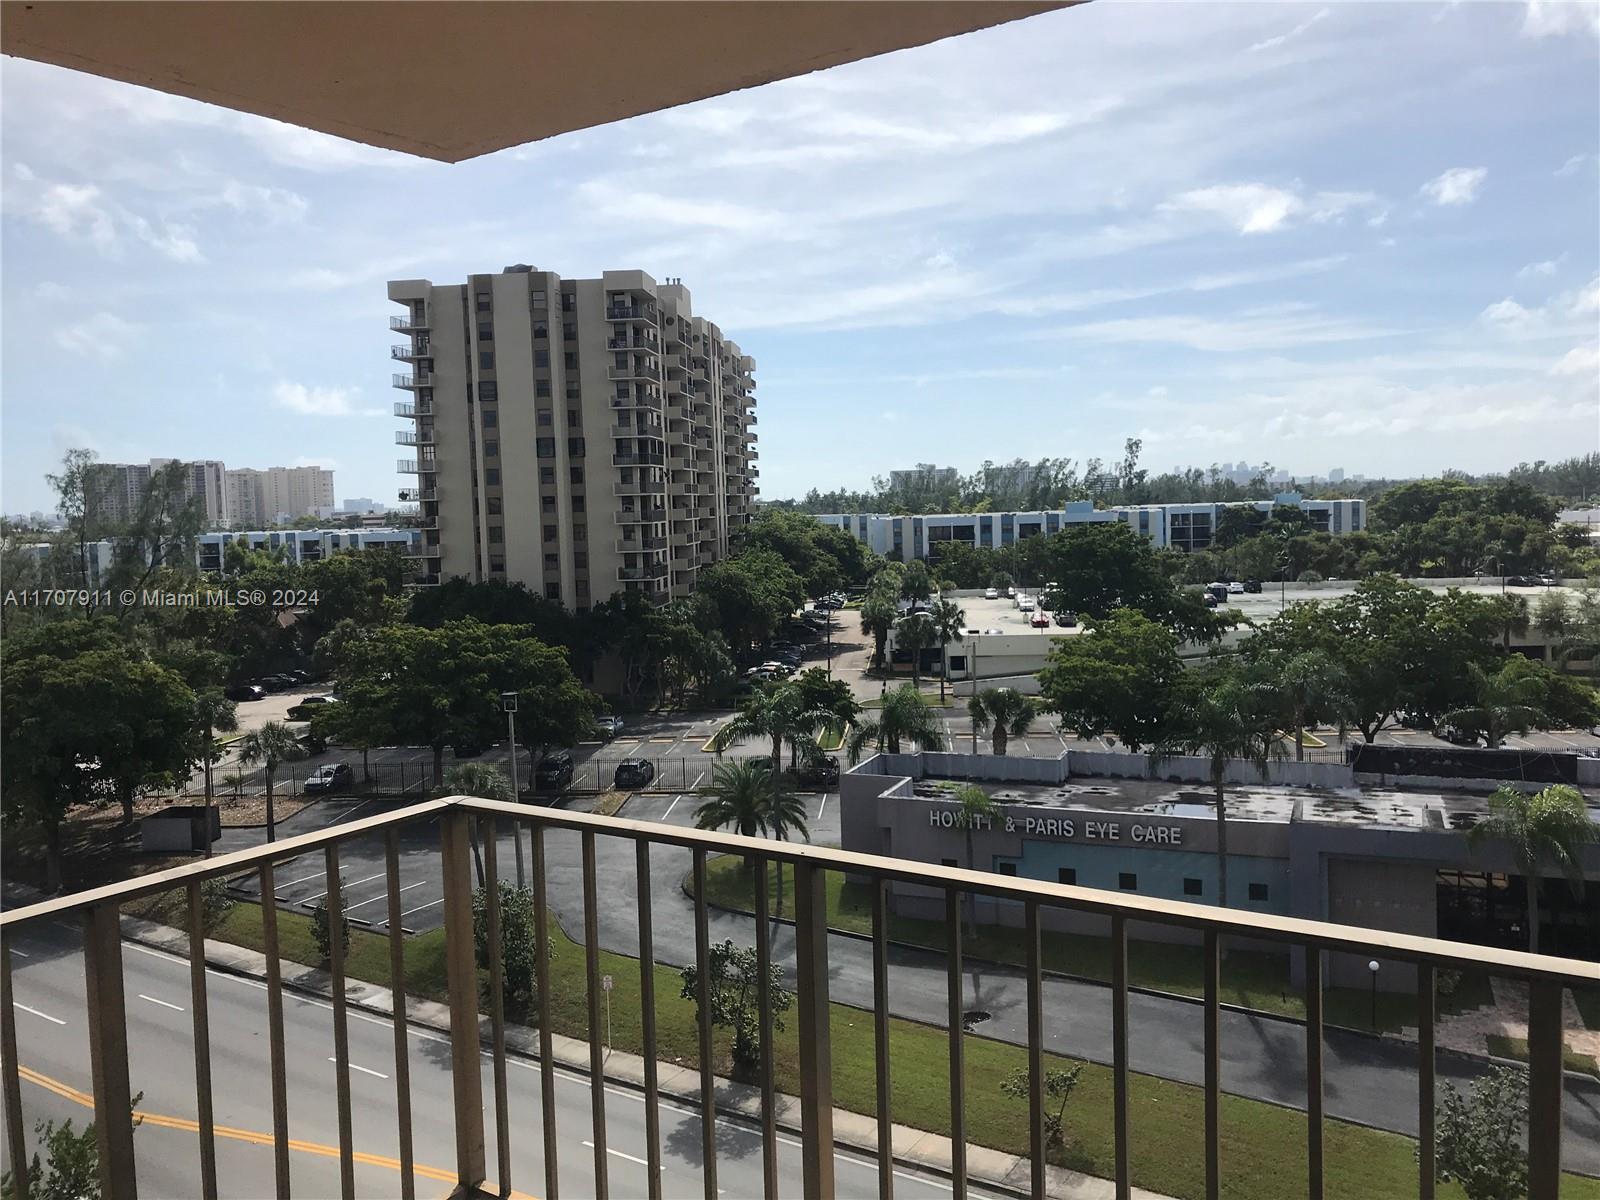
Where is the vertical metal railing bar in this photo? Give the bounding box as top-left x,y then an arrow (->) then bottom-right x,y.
582,830 -> 610,1200
324,845 -> 356,1200
483,818 -> 512,1197
793,860 -> 835,1199
383,830 -> 417,1200
753,858 -> 779,1200
1416,962 -> 1435,1200
635,839 -> 663,1200
1110,913 -> 1129,1200
692,849 -> 717,1200
872,880 -> 895,1200
438,812 -> 487,1192
1203,929 -> 1220,1200
1526,978 -> 1564,1200
82,902 -> 137,1200
2,928 -> 31,1200
531,826 -> 560,1200
184,883 -> 218,1200
1025,900 -> 1044,1200
257,862 -> 292,1199
945,888 -> 967,1200
1305,945 -> 1325,1200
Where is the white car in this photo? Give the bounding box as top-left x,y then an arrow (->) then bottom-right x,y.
984,587 -> 999,600
1017,596 -> 1036,613
1227,581 -> 1245,595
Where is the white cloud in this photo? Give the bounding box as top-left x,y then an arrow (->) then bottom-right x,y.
32,281 -> 73,302
54,312 -> 137,358
1163,183 -> 1381,234
1520,0 -> 1600,38
1550,345 -> 1599,377
1248,8 -> 1330,52
271,382 -> 380,418
218,181 -> 309,224
1479,276 -> 1600,337
1420,166 -> 1487,206
1517,257 -> 1563,279
1035,307 -> 1393,353
34,183 -> 118,250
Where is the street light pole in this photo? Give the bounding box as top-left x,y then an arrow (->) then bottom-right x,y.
502,691 -> 525,888
1367,959 -> 1380,1031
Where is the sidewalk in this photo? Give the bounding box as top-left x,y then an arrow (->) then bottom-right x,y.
117,910 -> 1175,1200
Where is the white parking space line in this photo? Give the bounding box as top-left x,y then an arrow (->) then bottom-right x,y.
690,771 -> 705,790
816,795 -> 828,821
662,795 -> 684,820
398,895 -> 444,920
277,868 -> 327,891
331,1057 -> 389,1080
583,1141 -> 656,1169
16,1003 -> 64,1026
345,879 -> 427,913
10,949 -> 29,959
328,798 -> 379,826
138,994 -> 184,1012
301,869 -> 388,906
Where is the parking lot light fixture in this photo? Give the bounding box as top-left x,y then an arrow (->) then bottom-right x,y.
501,691 -> 524,886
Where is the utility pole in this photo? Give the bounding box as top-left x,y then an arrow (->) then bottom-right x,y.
502,691 -> 525,888
971,638 -> 979,753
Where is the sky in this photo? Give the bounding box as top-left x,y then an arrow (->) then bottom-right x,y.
2,1 -> 1597,515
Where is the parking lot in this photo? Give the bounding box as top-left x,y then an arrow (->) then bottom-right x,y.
223,785 -> 841,936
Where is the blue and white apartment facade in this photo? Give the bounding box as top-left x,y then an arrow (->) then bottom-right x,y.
815,494 -> 1366,561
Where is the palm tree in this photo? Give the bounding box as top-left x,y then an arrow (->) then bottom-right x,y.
848,685 -> 946,761
928,598 -> 967,702
236,721 -> 307,844
951,784 -> 998,936
898,613 -> 940,690
1272,651 -> 1348,762
194,688 -> 238,858
1154,673 -> 1284,907
1468,784 -> 1598,953
967,688 -> 1036,756
441,762 -> 514,886
709,684 -> 832,772
1441,660 -> 1547,750
694,759 -> 811,915
860,593 -> 898,670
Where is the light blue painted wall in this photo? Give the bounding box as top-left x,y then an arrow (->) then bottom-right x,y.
998,840 -> 1292,912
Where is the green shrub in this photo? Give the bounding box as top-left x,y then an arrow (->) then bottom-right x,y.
310,877 -> 349,964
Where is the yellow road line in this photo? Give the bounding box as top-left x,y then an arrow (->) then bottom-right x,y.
15,1064 -> 534,1198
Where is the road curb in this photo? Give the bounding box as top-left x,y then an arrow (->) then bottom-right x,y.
109,911 -> 1164,1200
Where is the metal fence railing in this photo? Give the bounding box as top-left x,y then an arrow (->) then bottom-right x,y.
2,795 -> 1594,1200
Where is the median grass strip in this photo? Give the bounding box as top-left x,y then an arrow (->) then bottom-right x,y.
1484,1033 -> 1600,1079
126,886 -> 1599,1200
694,854 -> 1497,1034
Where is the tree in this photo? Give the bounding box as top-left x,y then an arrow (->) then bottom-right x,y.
679,939 -> 793,1070
442,763 -> 515,884
967,688 -> 1037,756
235,721 -> 306,844
848,686 -> 946,760
473,882 -> 544,1009
708,685 -> 834,772
1431,1066 -> 1529,1200
693,759 -> 810,904
859,592 -> 899,670
896,612 -> 937,690
45,448 -> 118,594
999,1062 -> 1084,1149
335,620 -> 596,786
309,698 -> 389,785
1154,670 -> 1285,907
899,560 -> 933,602
1037,609 -> 1182,752
951,784 -> 998,935
1467,784 -> 1597,953
2,1106 -> 139,1200
193,689 -> 238,857
310,875 -> 349,965
1441,661 -> 1547,749
1270,651 -> 1348,762
694,550 -> 807,655
927,598 -> 966,702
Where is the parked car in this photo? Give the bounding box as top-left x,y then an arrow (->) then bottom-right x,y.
1227,581 -> 1245,595
593,715 -> 624,739
535,751 -> 574,792
1203,593 -> 1220,608
796,755 -> 840,788
285,696 -> 338,721
225,684 -> 265,702
1005,586 -> 1016,598
1243,579 -> 1263,593
303,763 -> 353,794
1441,725 -> 1482,746
1029,611 -> 1050,628
613,759 -> 655,789
984,587 -> 999,600
1505,575 -> 1541,588
1205,583 -> 1230,602
1053,611 -> 1077,628
771,652 -> 803,670
261,674 -> 298,691
451,736 -> 487,758
1017,596 -> 1036,613
1538,574 -> 1558,587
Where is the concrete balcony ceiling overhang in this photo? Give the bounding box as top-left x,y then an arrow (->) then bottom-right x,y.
1,0 -> 1071,163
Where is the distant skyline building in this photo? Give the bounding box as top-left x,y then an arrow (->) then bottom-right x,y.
888,464 -> 960,493
223,465 -> 336,526
97,459 -> 227,527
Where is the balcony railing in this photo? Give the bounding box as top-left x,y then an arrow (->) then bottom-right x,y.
390,311 -> 429,332
613,478 -> 667,498
397,487 -> 436,503
617,562 -> 669,581
392,373 -> 432,390
390,343 -> 430,360
0,795 -> 1590,1200
615,506 -> 667,525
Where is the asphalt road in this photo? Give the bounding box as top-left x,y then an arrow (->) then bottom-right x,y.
2,916 -> 998,1200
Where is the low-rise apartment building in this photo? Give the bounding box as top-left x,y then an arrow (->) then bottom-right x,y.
816,493 -> 1366,561
388,266 -> 756,608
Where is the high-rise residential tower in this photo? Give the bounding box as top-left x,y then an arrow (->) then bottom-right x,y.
387,267 -> 757,609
